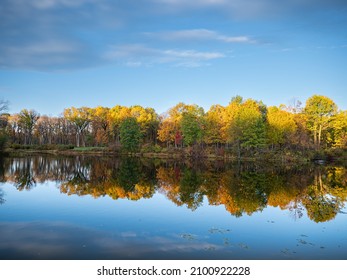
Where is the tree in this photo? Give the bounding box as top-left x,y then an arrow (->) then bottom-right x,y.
157,103 -> 204,148
229,99 -> 267,158
63,107 -> 91,147
180,111 -> 204,146
108,105 -> 130,145
0,99 -> 8,114
18,109 -> 40,145
36,115 -> 56,145
204,105 -> 225,147
0,99 -> 9,151
266,106 -> 296,149
119,117 -> 142,153
304,95 -> 337,149
222,97 -> 242,144
129,106 -> 159,143
326,110 -> 347,148
157,117 -> 176,147
91,106 -> 110,146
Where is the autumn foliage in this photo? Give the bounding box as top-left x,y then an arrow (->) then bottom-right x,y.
1,95 -> 346,154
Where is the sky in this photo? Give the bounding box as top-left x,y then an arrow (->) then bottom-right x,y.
0,0 -> 346,116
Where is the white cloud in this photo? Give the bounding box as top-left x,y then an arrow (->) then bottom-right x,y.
17,41 -> 78,54
0,40 -> 83,69
219,35 -> 253,43
163,49 -> 224,60
151,0 -> 347,18
152,0 -> 228,7
125,61 -> 143,67
104,44 -> 225,67
30,0 -> 92,9
146,29 -> 255,44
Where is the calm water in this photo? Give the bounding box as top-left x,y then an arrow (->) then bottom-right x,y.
0,156 -> 346,260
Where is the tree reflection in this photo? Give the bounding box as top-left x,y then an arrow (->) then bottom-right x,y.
302,167 -> 346,222
1,155 -> 347,223
12,158 -> 36,191
0,157 -> 5,204
0,189 -> 4,205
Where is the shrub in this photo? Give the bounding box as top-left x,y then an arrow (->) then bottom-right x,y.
141,144 -> 162,153
0,134 -> 7,151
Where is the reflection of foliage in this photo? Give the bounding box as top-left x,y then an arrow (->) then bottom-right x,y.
59,157 -> 156,201
0,157 -> 4,183
14,172 -> 36,191
215,170 -> 268,216
266,170 -> 307,220
107,157 -> 156,200
304,190 -> 340,223
13,159 -> 36,191
2,155 -> 347,223
179,169 -> 204,210
0,188 -> 5,205
158,163 -> 347,222
157,166 -> 205,210
60,157 -> 91,196
231,172 -> 268,215
116,158 -> 140,192
302,167 -> 346,222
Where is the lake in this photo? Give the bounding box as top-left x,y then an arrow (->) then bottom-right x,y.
0,155 -> 346,260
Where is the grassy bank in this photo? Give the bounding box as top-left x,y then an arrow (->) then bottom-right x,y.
4,143 -> 347,163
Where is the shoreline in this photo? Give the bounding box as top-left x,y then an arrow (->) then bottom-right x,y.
3,147 -> 346,164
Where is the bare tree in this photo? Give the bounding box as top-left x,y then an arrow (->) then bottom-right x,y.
18,109 -> 40,145
0,99 -> 9,114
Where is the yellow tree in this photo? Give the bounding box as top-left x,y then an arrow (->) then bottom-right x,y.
157,117 -> 176,147
108,105 -> 130,145
223,96 -> 243,145
63,107 -> 91,147
229,99 -> 267,158
157,103 -> 203,147
204,104 -> 225,147
266,106 -> 296,149
129,106 -> 159,143
91,106 -> 110,145
326,110 -> 347,148
304,95 -> 337,149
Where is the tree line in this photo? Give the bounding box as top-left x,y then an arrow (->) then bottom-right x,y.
0,94 -> 346,155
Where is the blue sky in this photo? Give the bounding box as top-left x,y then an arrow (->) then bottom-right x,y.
0,0 -> 346,116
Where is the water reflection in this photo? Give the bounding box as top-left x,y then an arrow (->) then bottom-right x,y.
1,156 -> 347,223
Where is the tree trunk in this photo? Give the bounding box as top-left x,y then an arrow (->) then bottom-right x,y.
318,124 -> 322,150
313,128 -> 317,150
76,132 -> 80,147
237,140 -> 241,161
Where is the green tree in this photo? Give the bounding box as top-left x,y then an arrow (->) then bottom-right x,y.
120,117 -> 142,153
157,103 -> 204,148
229,99 -> 267,158
180,111 -> 204,146
304,95 -> 337,149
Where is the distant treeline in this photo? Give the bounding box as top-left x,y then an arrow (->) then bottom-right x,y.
0,94 -> 346,155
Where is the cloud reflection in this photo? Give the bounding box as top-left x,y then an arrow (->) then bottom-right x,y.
0,221 -> 227,260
